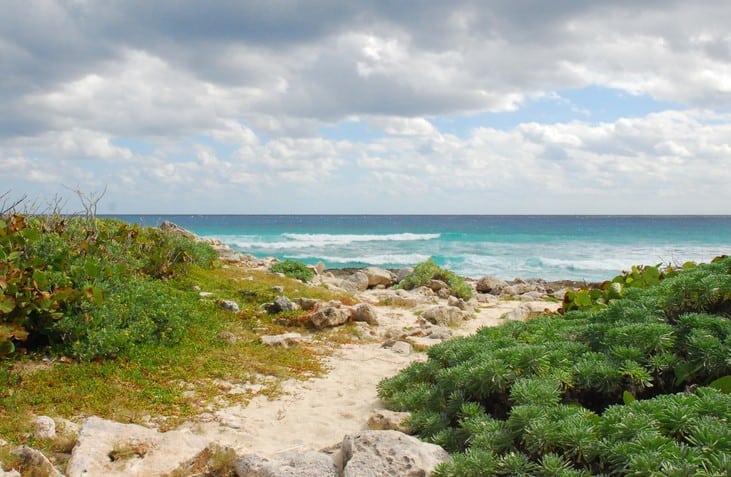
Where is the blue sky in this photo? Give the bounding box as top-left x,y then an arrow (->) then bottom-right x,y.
1,1 -> 730,214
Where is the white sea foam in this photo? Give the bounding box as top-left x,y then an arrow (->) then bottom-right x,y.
289,253 -> 432,266
230,232 -> 439,250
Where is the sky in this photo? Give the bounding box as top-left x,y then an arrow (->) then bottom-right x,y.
1,1 -> 730,214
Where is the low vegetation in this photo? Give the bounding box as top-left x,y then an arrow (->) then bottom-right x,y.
0,211 -> 349,462
379,256 -> 731,476
270,259 -> 315,283
398,257 -> 473,300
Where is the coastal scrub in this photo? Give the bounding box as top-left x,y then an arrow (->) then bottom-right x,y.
379,256 -> 731,475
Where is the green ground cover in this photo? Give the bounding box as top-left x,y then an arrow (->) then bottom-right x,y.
379,257 -> 731,476
0,213 -> 349,466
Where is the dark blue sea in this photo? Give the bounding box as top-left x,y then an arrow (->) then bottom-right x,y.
110,215 -> 731,282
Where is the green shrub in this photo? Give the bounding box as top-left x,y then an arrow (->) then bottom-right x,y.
379,256 -> 731,475
1,214 -> 216,359
270,260 -> 315,282
398,258 -> 473,300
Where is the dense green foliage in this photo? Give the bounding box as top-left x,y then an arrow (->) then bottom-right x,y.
398,258 -> 473,300
562,261 -> 704,313
379,257 -> 731,476
270,259 -> 315,282
0,214 -> 217,360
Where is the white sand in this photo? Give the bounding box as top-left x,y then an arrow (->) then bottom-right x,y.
187,298 -> 559,456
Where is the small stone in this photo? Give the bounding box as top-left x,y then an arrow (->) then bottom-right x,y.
192,285 -> 201,291
390,341 -> 412,355
217,331 -> 237,344
199,291 -> 214,297
271,285 -> 285,294
219,300 -> 240,313
260,333 -> 304,348
33,416 -> 56,440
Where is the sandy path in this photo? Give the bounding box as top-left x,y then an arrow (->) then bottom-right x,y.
187,298 -> 557,456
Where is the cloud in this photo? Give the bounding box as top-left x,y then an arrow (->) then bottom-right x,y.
1,1 -> 730,213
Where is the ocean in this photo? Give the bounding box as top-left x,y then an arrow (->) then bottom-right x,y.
110,215 -> 731,282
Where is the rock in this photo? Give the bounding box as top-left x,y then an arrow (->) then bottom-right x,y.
341,430 -> 449,477
425,326 -> 453,340
295,297 -> 320,311
367,410 -> 412,434
0,438 -> 7,447
217,331 -> 237,344
273,296 -> 300,313
390,341 -> 412,355
519,291 -> 544,301
199,291 -> 214,297
426,279 -> 449,292
502,303 -> 532,321
475,276 -> 510,295
12,446 -> 61,477
421,306 -> 466,327
363,267 -> 397,288
159,221 -> 197,239
271,285 -> 285,294
350,303 -> 379,326
340,272 -> 369,293
219,300 -> 240,313
0,468 -> 20,477
260,333 -> 304,348
309,306 -> 351,329
33,415 -> 56,440
314,262 -> 326,275
66,416 -> 210,477
235,450 -> 338,477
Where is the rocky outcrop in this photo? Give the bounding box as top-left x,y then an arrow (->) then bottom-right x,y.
235,450 -> 338,477
421,305 -> 467,327
341,430 -> 449,477
66,416 -> 209,477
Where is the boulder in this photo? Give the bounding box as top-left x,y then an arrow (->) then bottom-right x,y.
260,333 -> 304,348
341,430 -> 449,477
350,303 -> 379,326
339,272 -> 369,293
396,267 -> 414,283
235,450 -> 338,477
367,410 -> 412,434
501,302 -> 551,321
314,262 -> 326,275
421,306 -> 466,327
32,416 -> 56,440
0,468 -> 20,477
66,416 -> 210,477
219,300 -> 240,313
363,267 -> 397,288
475,276 -> 510,295
12,446 -> 61,477
309,306 -> 351,329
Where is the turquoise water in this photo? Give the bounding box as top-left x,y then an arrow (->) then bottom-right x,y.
112,215 -> 731,282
